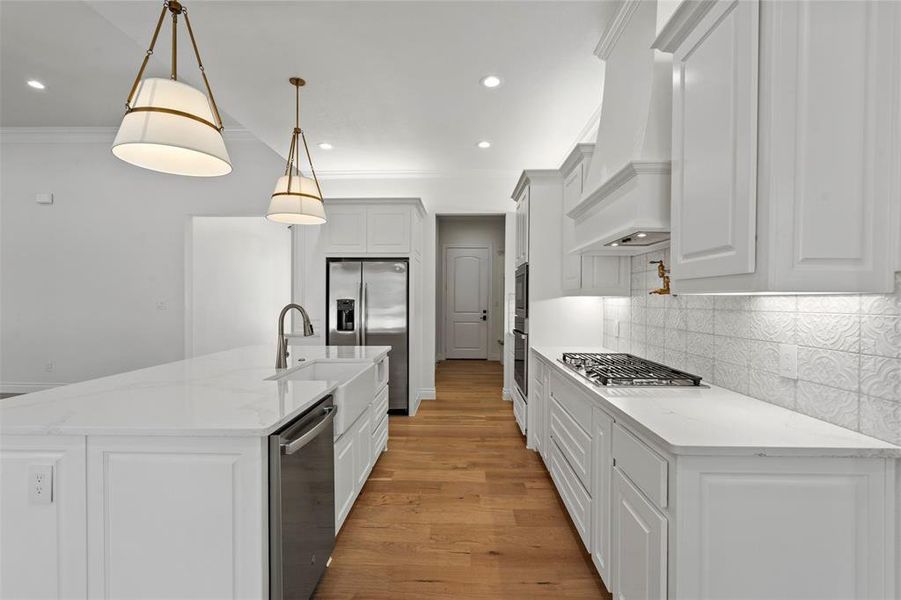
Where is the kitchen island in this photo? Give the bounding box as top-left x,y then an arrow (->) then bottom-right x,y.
529,345 -> 901,600
0,345 -> 391,599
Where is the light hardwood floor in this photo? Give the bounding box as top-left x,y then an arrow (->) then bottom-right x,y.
315,359 -> 610,599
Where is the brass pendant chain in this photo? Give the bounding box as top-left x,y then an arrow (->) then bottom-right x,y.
123,1 -> 224,131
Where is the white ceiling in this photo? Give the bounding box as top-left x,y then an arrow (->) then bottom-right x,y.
2,1 -> 616,176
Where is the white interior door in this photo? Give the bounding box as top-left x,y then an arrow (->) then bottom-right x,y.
444,247 -> 490,359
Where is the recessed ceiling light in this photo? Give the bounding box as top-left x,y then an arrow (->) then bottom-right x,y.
480,75 -> 502,89
477,141 -> 491,149
636,232 -> 648,238
318,142 -> 333,150
610,242 -> 619,247
27,80 -> 45,90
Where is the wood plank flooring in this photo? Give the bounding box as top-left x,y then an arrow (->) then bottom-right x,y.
315,360 -> 610,599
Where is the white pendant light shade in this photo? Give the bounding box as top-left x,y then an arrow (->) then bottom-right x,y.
267,175 -> 326,224
112,78 -> 231,177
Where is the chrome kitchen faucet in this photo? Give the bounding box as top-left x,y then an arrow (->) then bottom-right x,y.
275,303 -> 315,369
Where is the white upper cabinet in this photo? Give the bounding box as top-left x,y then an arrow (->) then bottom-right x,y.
560,145 -> 631,297
658,0 -> 901,293
366,205 -> 412,254
669,0 -> 759,281
514,185 -> 529,267
321,200 -> 425,257
322,204 -> 367,254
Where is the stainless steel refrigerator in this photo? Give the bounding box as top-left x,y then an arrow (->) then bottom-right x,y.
327,259 -> 409,413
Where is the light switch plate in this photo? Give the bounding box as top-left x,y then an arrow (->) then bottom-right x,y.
35,193 -> 53,205
778,343 -> 798,379
29,465 -> 53,504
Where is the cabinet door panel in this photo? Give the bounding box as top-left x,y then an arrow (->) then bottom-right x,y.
87,436 -> 264,599
591,409 -> 614,588
353,412 -> 373,489
334,432 -> 354,531
323,206 -> 366,254
611,467 -> 667,600
768,0 -> 898,291
671,0 -> 758,280
366,207 -> 411,253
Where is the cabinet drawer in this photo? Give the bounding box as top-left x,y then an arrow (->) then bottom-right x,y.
612,423 -> 668,508
513,390 -> 527,436
370,386 -> 389,432
549,369 -> 593,429
549,397 -> 592,492
549,438 -> 591,551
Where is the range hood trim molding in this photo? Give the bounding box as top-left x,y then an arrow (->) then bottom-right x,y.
652,0 -> 719,53
567,160 -> 671,220
594,0 -> 642,60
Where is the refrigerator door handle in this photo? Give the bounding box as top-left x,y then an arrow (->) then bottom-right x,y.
361,282 -> 368,345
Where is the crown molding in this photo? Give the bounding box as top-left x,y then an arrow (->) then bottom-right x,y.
316,168 -> 516,181
511,169 -> 561,200
568,160 -> 671,220
652,0 -> 718,52
594,0 -> 641,60
559,143 -> 596,178
0,126 -> 257,144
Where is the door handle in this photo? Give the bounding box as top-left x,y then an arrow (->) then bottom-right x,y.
481,309 -> 488,321
281,406 -> 337,455
361,283 -> 368,345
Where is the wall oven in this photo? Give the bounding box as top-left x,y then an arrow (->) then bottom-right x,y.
513,329 -> 527,398
514,263 -> 528,334
513,263 -> 528,398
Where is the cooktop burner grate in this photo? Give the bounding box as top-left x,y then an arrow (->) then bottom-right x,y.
560,352 -> 702,386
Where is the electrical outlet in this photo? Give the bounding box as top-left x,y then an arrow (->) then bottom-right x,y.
29,465 -> 53,504
156,301 -> 168,311
44,361 -> 54,373
778,343 -> 798,379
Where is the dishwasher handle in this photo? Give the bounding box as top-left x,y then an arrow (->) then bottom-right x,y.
281,406 -> 337,455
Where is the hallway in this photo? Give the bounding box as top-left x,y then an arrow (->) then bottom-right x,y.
315,360 -> 609,599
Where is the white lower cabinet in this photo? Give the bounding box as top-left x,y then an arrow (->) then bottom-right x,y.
0,436 -> 87,600
86,435 -> 266,599
335,382 -> 390,533
611,467 -> 667,600
591,408 -> 613,588
540,360 -> 897,599
513,387 -> 527,436
334,429 -> 355,529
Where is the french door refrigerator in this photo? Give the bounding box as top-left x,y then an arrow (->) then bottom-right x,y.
327,258 -> 409,413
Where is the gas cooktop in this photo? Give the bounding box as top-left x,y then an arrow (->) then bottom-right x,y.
559,352 -> 703,387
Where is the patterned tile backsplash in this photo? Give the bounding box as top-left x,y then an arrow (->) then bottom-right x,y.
602,249 -> 901,445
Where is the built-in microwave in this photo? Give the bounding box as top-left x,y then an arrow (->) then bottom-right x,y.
514,263 -> 528,334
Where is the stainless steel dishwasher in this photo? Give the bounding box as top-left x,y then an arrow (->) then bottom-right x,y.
268,396 -> 336,599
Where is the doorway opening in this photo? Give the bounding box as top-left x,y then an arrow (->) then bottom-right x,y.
436,215 -> 506,363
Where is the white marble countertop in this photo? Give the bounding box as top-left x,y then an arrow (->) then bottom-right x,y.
532,345 -> 901,458
0,345 -> 390,437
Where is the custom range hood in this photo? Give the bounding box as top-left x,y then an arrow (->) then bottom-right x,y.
567,0 -> 673,256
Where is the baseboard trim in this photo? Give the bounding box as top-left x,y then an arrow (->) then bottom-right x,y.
1,381 -> 65,394
502,387 -> 512,401
418,387 -> 437,401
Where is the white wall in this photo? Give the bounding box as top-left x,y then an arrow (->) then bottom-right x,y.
0,129 -> 284,391
435,215 -> 506,361
187,217 -> 291,357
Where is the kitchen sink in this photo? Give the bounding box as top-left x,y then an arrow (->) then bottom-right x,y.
276,360 -> 375,437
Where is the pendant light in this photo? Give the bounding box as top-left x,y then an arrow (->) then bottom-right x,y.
266,78 -> 326,225
112,1 -> 231,177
